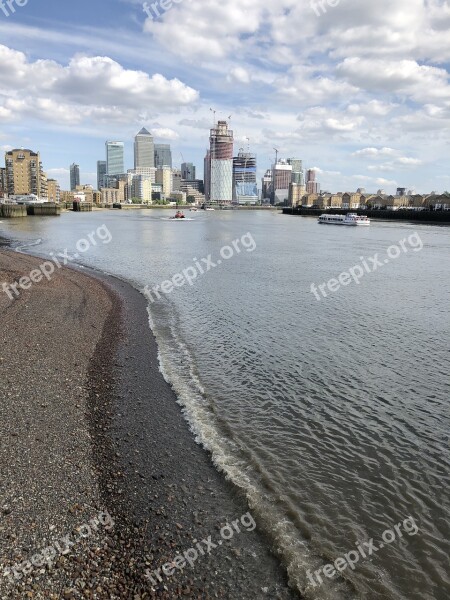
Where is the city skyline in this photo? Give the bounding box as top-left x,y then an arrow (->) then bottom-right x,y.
0,2 -> 449,194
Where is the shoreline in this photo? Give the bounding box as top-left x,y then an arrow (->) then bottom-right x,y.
0,245 -> 299,599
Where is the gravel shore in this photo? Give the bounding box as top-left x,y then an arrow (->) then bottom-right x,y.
0,247 -> 299,599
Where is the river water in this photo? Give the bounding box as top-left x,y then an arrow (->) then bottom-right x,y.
1,209 -> 449,599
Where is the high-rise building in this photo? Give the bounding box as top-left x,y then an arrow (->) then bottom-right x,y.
6,149 -> 45,197
129,174 -> 152,204
306,169 -> 320,194
288,158 -> 304,185
272,160 -> 293,204
261,169 -> 273,202
127,167 -> 156,183
204,150 -> 211,201
209,120 -> 234,204
134,128 -> 154,169
172,169 -> 182,192
233,150 -> 258,205
47,179 -> 61,203
154,144 -> 172,168
70,163 -> 80,191
181,162 -> 196,181
156,166 -> 172,196
97,160 -> 107,190
106,141 -> 125,176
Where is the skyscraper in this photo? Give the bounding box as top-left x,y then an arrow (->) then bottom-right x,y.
156,166 -> 172,196
288,158 -> 304,185
233,150 -> 258,205
106,141 -> 125,176
154,144 -> 172,168
306,169 -> 320,194
209,120 -> 234,204
70,163 -> 80,191
181,162 -> 196,181
134,128 -> 154,169
272,160 -> 292,204
97,160 -> 107,190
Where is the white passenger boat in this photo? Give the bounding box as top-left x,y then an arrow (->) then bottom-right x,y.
318,213 -> 371,226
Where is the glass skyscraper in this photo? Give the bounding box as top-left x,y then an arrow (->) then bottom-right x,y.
70,163 -> 80,191
181,162 -> 196,181
154,144 -> 172,168
97,160 -> 107,190
106,141 -> 125,176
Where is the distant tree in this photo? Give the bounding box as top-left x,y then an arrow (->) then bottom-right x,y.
131,197 -> 141,204
187,195 -> 196,204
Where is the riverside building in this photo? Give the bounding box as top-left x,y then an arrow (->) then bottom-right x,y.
5,149 -> 46,198
208,120 -> 234,204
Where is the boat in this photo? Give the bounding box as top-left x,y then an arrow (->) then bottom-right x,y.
205,207 -> 215,211
170,210 -> 186,220
190,207 -> 198,212
318,213 -> 371,226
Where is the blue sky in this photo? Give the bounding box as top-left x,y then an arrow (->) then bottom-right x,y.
1,0 -> 450,192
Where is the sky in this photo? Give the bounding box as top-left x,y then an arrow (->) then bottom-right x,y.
0,0 -> 450,193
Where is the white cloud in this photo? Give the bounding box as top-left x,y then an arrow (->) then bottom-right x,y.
151,128 -> 179,140
352,147 -> 396,158
0,45 -> 199,126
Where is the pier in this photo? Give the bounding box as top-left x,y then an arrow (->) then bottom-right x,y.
0,204 -> 27,218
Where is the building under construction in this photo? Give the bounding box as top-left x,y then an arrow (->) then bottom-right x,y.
208,120 -> 234,204
233,150 -> 258,205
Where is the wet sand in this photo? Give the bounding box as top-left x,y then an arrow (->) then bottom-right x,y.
0,247 -> 298,599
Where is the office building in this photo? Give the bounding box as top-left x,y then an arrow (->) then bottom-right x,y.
128,167 -> 156,184
172,169 -> 182,192
181,162 -> 196,181
106,141 -> 124,176
233,150 -> 258,205
134,128 -> 154,169
272,160 -> 292,204
262,169 -> 273,202
97,160 -> 107,190
70,163 -> 80,191
5,149 -> 45,197
154,144 -> 172,168
288,158 -> 304,185
208,120 -> 234,204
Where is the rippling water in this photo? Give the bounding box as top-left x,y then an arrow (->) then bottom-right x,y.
2,209 -> 449,599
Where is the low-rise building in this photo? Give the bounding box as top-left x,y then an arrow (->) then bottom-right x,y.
101,188 -> 121,204
289,183 -> 305,207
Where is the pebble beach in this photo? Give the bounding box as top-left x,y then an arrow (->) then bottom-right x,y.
0,246 -> 297,599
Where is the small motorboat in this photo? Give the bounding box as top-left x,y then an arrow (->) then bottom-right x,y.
170,210 -> 186,220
